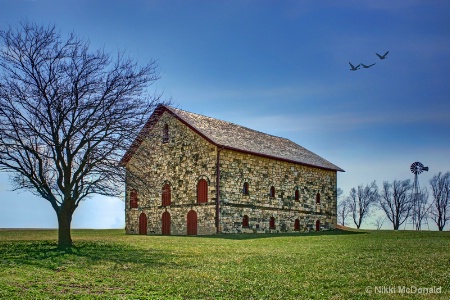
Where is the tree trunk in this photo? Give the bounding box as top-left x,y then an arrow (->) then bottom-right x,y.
57,205 -> 74,249
437,215 -> 444,231
393,221 -> 399,230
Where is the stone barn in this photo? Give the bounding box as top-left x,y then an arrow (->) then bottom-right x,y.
120,105 -> 344,235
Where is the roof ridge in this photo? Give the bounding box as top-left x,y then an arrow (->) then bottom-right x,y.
166,105 -> 292,141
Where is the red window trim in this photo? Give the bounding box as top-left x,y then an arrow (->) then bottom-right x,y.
243,182 -> 249,195
270,186 -> 275,198
130,190 -> 138,208
162,184 -> 171,206
197,179 -> 208,203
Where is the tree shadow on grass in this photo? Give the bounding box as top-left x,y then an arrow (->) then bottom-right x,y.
181,229 -> 367,240
0,240 -> 171,271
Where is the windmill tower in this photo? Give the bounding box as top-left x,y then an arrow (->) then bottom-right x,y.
410,162 -> 429,229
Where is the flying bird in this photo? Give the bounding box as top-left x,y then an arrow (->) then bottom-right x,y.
376,51 -> 389,60
349,62 -> 360,71
361,63 -> 376,68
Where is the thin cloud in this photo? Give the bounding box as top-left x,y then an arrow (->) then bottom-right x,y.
240,109 -> 450,134
184,81 -> 353,105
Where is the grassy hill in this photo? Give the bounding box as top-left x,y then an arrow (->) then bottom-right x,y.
0,229 -> 448,299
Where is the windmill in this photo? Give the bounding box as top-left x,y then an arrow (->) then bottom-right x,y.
410,162 -> 429,229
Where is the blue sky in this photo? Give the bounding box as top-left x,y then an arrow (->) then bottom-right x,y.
0,0 -> 449,230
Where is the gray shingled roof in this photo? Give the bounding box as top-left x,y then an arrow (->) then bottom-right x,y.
165,106 -> 343,172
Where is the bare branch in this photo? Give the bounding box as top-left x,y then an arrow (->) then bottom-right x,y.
348,181 -> 379,229
378,179 -> 412,230
429,172 -> 450,231
0,22 -> 168,248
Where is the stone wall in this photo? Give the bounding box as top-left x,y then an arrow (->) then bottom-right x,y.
125,111 -> 337,235
125,111 -> 217,235
218,149 -> 337,233
126,205 -> 216,235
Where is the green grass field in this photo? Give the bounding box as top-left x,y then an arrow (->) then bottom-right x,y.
0,229 -> 449,299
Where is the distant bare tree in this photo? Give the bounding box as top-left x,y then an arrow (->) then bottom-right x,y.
348,181 -> 379,229
379,180 -> 412,230
429,172 -> 450,231
372,216 -> 385,230
0,22 -> 165,248
337,188 -> 351,226
412,186 -> 430,230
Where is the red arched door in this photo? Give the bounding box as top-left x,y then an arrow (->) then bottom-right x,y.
294,218 -> 300,231
139,212 -> 147,235
242,215 -> 249,227
162,211 -> 171,235
269,217 -> 275,229
315,220 -> 320,231
187,210 -> 197,235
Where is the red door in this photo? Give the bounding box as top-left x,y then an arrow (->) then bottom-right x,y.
316,220 -> 320,231
139,213 -> 147,235
269,217 -> 275,229
242,215 -> 249,227
162,211 -> 171,235
187,210 -> 197,235
294,219 -> 300,231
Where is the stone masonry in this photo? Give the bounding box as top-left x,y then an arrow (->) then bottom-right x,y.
219,149 -> 337,233
121,105 -> 343,235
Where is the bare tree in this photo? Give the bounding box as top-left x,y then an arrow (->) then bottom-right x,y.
412,186 -> 429,230
429,172 -> 450,231
379,180 -> 412,230
0,22 -> 165,248
348,181 -> 379,229
372,216 -> 385,230
337,188 -> 351,226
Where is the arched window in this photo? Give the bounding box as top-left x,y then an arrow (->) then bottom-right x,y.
295,189 -> 300,201
269,217 -> 275,229
316,220 -> 321,231
242,215 -> 249,228
197,179 -> 208,203
316,192 -> 321,204
243,182 -> 249,195
162,184 -> 171,206
294,218 -> 300,231
130,190 -> 138,208
162,123 -> 169,143
270,186 -> 275,198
